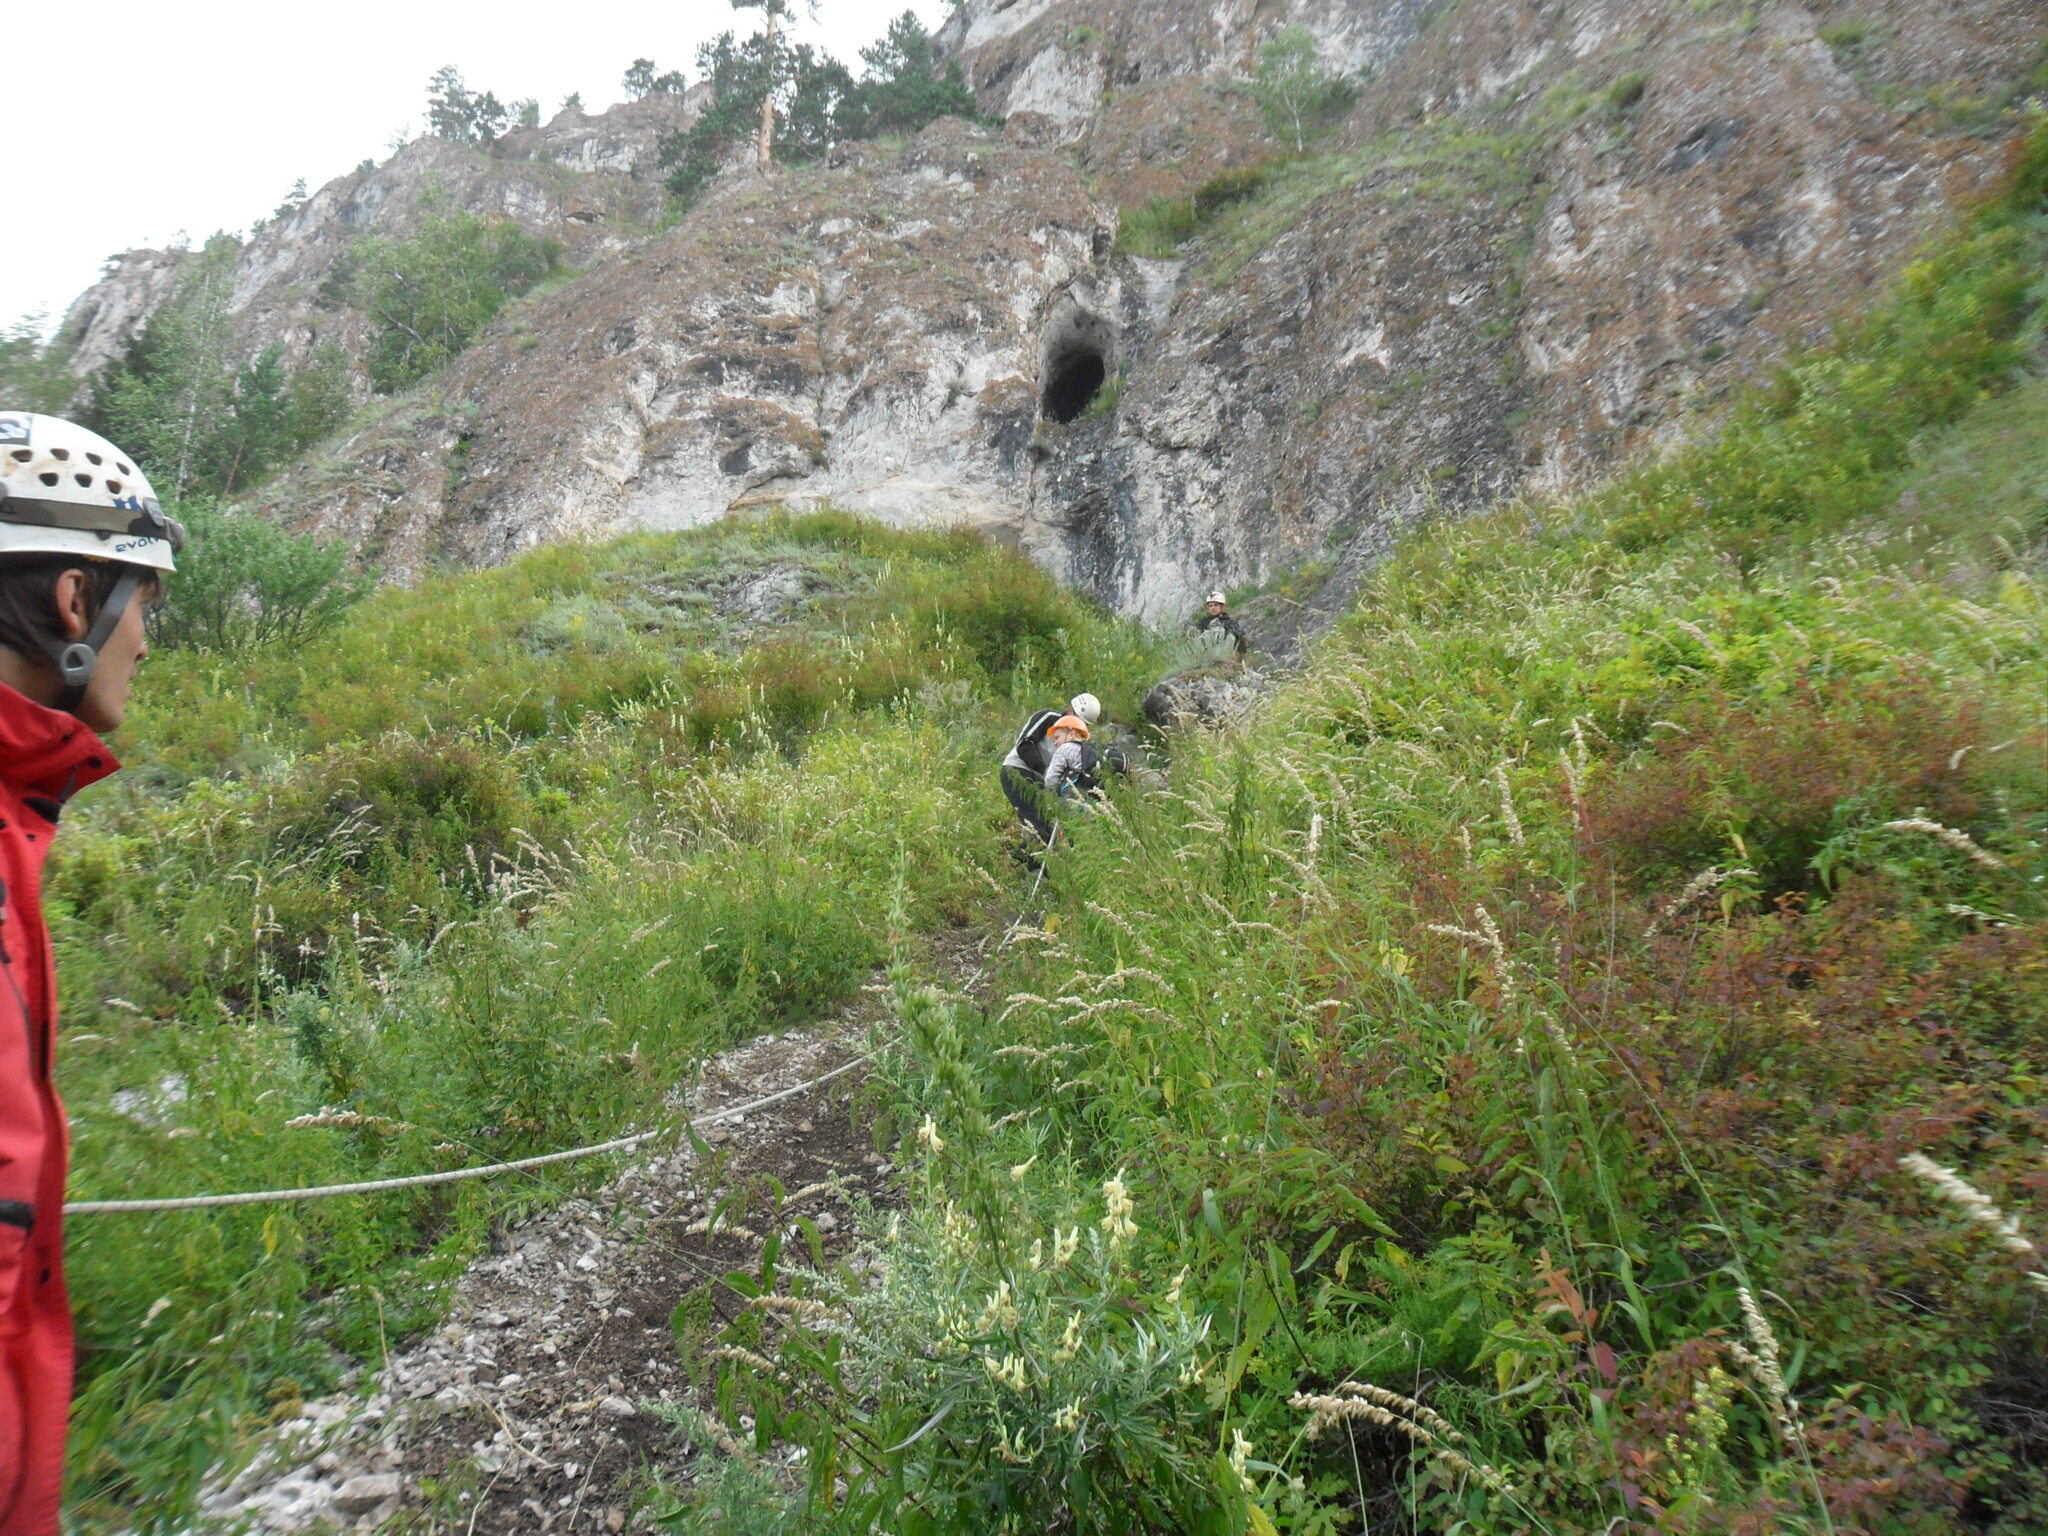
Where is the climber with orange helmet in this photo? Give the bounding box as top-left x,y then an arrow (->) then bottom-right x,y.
0,412 -> 181,1536
1001,692 -> 1105,856
1040,714 -> 1093,802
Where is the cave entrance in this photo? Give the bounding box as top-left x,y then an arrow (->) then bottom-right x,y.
1042,348 -> 1107,423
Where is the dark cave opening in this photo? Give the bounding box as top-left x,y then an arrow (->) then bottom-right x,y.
1042,348 -> 1107,423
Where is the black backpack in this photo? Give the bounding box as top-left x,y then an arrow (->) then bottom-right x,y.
1011,708 -> 1062,777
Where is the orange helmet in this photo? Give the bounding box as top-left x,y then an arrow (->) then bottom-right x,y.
1050,714 -> 1090,739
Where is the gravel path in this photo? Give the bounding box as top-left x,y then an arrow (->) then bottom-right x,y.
191,1003 -> 902,1533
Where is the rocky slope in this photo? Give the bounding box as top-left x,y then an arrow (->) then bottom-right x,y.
57,95 -> 693,381
61,0 -> 2048,623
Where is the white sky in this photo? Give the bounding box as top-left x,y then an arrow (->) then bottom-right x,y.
2,0 -> 955,336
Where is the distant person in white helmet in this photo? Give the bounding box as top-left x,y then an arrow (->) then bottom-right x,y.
0,413 -> 181,1536
1190,589 -> 1248,659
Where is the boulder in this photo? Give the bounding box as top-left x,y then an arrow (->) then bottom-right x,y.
332,1471 -> 402,1516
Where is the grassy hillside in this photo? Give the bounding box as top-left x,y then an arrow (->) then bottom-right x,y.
668,128 -> 2048,1533
54,514 -> 1166,1526
52,119 -> 2048,1536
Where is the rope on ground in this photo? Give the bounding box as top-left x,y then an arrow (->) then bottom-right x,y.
65,1055 -> 870,1216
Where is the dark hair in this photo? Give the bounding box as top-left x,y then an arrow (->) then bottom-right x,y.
0,556 -> 162,666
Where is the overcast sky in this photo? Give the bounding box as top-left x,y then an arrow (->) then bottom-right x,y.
2,0 -> 955,336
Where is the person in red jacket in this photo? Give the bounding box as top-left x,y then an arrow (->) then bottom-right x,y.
0,412 -> 181,1535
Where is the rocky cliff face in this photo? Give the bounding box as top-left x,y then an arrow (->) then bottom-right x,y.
267,120 -> 1112,576
57,95 -> 690,384
65,1 -> 2048,626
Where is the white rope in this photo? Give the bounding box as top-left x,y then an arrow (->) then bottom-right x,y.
65,1055 -> 869,1215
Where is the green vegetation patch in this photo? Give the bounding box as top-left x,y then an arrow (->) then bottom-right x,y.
58,511 -> 1168,1527
662,124 -> 2048,1534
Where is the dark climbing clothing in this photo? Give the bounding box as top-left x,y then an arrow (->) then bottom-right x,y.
1001,764 -> 1055,846
1001,708 -> 1063,780
1193,611 -> 1248,657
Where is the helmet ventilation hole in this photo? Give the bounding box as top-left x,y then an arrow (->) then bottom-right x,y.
38,473 -> 58,487
117,462 -> 132,474
85,452 -> 104,466
73,473 -> 93,488
50,448 -> 69,461
107,480 -> 123,495
8,450 -> 28,463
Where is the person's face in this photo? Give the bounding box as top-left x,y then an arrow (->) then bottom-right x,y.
1051,726 -> 1080,746
1206,600 -> 1226,617
58,569 -> 151,733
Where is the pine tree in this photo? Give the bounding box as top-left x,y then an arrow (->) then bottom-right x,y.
0,315 -> 80,415
425,66 -> 512,146
731,0 -> 794,172
859,12 -> 977,134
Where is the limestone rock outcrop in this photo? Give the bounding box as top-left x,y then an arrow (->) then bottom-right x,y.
55,95 -> 688,389
54,0 -> 2048,625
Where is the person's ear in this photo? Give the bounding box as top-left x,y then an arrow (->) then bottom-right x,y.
53,569 -> 92,642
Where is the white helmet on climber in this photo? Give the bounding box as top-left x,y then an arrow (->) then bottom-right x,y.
1069,692 -> 1101,726
0,413 -> 182,573
0,412 -> 183,712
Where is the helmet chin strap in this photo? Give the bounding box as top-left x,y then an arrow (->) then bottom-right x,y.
50,569 -> 143,716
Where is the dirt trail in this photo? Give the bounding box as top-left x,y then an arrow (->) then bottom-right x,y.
188,948 -> 975,1533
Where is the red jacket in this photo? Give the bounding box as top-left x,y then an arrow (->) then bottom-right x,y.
0,684 -> 115,1535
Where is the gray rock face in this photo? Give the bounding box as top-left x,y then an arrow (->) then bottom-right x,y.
54,96 -> 686,398
330,1472 -> 402,1516
254,120 -> 1117,581
56,0 -> 2048,629
1142,668 -> 1267,729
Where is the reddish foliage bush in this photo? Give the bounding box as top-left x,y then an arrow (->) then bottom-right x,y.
1580,674 -> 1984,897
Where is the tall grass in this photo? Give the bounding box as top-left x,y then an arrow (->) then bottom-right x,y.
55,511 -> 1169,1527
677,124 -> 2048,1533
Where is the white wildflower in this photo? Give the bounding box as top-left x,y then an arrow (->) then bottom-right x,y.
1230,1427 -> 1257,1493
1053,1310 -> 1085,1363
1100,1172 -> 1137,1248
1730,1284 -> 1805,1455
1290,1381 -> 1513,1497
1643,865 -> 1752,940
1053,1399 -> 1084,1434
1900,1153 -> 2048,1292
1559,746 -> 1584,822
1493,764 -> 1526,847
1883,818 -> 2005,871
1010,1155 -> 1038,1183
1050,1225 -> 1081,1270
917,1114 -> 945,1155
974,1281 -> 1015,1335
1165,1266 -> 1190,1309
983,1353 -> 1029,1391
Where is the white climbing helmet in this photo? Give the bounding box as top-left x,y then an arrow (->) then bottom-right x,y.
0,413 -> 182,572
1069,692 -> 1101,726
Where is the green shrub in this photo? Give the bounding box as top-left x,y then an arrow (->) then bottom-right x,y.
1117,163 -> 1275,257
711,119 -> 2048,1536
1252,25 -> 1359,153
1604,69 -> 1650,114
343,209 -> 561,392
152,496 -> 371,652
